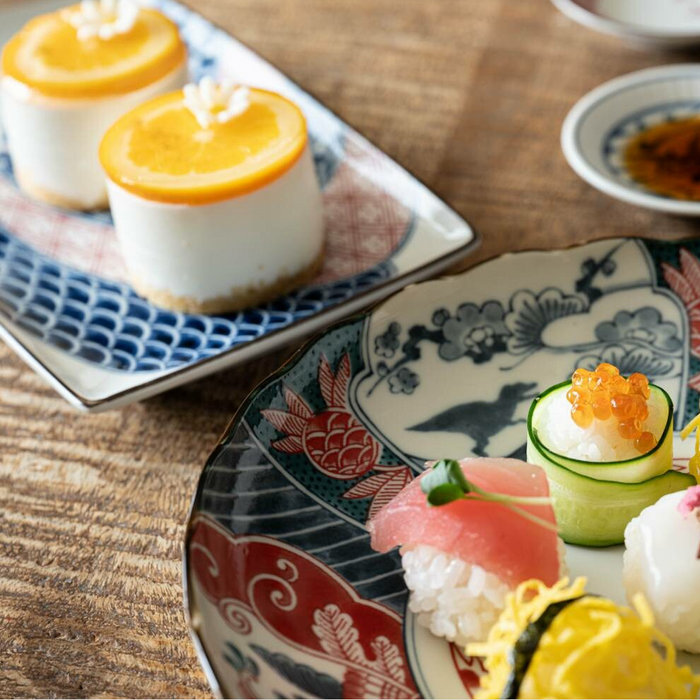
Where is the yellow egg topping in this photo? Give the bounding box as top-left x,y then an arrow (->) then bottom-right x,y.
520,594 -> 698,699
468,578 -> 700,700
1,5 -> 185,99
99,87 -> 308,205
681,403 -> 700,481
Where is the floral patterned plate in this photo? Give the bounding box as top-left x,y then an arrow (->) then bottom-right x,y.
0,0 -> 476,412
185,236 -> 700,698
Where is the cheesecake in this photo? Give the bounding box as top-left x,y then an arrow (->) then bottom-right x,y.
0,0 -> 187,209
99,78 -> 325,314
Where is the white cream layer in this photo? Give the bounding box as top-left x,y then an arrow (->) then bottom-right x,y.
106,145 -> 325,303
0,60 -> 187,209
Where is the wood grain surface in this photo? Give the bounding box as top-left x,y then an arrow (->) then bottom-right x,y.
2,0 -> 700,697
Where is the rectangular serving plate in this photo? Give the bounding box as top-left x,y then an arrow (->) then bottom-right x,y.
0,0 -> 477,412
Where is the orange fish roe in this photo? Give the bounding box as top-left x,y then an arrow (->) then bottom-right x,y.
566,363 -> 658,454
591,393 -> 612,421
571,402 -> 594,429
635,431 -> 657,454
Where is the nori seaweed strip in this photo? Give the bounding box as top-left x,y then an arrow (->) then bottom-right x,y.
500,596 -> 585,699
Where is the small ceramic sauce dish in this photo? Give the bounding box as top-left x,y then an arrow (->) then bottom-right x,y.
551,0 -> 700,49
561,64 -> 700,216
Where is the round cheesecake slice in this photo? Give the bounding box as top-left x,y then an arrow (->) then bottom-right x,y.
99,83 -> 325,314
1,2 -> 187,209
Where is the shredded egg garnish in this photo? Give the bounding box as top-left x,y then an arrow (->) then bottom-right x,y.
681,404 -> 700,481
468,577 -> 700,699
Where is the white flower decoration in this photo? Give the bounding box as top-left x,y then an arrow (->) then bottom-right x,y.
67,0 -> 140,42
183,77 -> 251,129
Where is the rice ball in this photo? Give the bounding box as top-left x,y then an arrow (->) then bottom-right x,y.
623,489 -> 700,654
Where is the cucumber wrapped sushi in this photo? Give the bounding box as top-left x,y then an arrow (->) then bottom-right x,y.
526,364 -> 696,546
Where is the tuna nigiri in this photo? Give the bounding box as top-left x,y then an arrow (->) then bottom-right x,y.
368,457 -> 565,646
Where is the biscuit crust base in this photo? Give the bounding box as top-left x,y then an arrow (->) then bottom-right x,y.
15,167 -> 109,211
131,248 -> 325,315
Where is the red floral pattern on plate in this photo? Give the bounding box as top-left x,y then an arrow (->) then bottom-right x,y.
449,645 -> 484,699
0,178 -> 127,280
189,515 -> 419,699
662,248 -> 700,390
262,353 -> 413,519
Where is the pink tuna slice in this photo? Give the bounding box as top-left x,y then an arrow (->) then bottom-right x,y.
367,457 -> 561,588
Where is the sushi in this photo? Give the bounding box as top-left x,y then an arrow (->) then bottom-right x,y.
623,485 -> 700,654
527,363 -> 695,546
537,365 -> 666,462
368,457 -> 565,646
468,577 -> 700,699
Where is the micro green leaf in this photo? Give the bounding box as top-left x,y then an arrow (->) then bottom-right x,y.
420,459 -> 472,505
425,482 -> 465,506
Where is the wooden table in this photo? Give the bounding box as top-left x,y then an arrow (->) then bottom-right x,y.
2,0 -> 700,697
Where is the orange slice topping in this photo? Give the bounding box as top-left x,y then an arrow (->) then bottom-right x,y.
99,87 -> 308,205
1,5 -> 185,99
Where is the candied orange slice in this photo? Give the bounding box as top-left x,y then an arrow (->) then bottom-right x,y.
99,87 -> 308,205
1,6 -> 185,99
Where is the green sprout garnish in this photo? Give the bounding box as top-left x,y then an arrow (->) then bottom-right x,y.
420,459 -> 559,532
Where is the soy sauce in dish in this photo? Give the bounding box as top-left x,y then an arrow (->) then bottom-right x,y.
623,117 -> 700,200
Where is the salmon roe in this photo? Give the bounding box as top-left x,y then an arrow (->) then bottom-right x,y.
566,363 -> 658,454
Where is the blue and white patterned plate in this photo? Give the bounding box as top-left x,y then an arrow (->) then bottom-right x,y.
185,236 -> 700,699
562,64 -> 700,216
0,0 -> 477,411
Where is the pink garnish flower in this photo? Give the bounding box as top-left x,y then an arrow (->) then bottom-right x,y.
678,485 -> 700,518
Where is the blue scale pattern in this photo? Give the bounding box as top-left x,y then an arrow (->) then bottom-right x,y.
0,229 -> 392,372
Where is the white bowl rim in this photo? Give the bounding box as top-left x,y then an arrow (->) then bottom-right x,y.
561,63 -> 700,216
550,0 -> 700,40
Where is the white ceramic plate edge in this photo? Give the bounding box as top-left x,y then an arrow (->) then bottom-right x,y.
550,0 -> 700,45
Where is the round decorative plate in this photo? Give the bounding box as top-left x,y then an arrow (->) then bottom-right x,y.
551,0 -> 700,48
562,65 -> 700,216
185,236 -> 700,698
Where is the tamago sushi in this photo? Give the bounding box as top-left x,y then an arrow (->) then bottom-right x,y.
468,577 -> 700,699
368,457 -> 565,646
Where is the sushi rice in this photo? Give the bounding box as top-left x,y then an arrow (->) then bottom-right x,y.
402,545 -> 510,646
624,490 -> 700,654
537,388 -> 667,462
402,540 -> 567,647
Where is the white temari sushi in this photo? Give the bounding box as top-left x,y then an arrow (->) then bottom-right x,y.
624,486 -> 700,654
